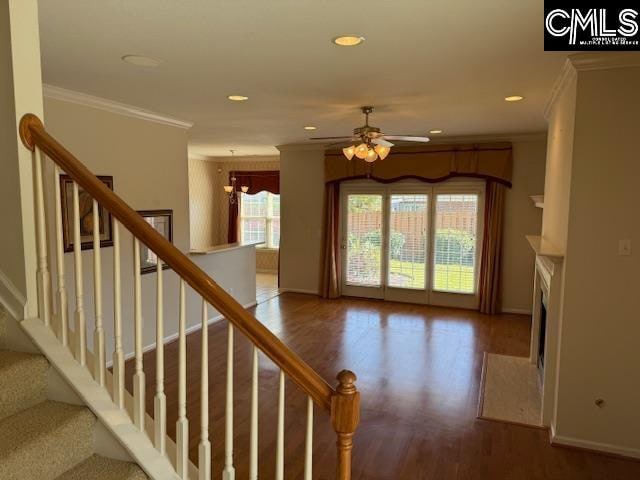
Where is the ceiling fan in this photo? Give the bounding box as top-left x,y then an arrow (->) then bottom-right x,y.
310,106 -> 430,162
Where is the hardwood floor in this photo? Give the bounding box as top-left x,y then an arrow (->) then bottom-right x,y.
124,293 -> 640,479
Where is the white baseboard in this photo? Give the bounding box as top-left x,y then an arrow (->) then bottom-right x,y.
501,307 -> 532,315
108,301 -> 258,367
551,427 -> 640,460
0,269 -> 26,320
279,288 -> 319,296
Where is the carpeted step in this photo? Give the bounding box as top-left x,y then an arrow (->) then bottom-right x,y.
55,454 -> 148,480
0,350 -> 49,421
0,400 -> 95,480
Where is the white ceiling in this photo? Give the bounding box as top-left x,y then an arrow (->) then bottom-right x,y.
38,0 -> 568,157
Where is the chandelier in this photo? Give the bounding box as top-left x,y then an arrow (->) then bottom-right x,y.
223,150 -> 248,204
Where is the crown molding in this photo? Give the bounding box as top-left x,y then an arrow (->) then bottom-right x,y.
43,84 -> 194,129
276,143 -> 327,153
569,52 -> 640,72
544,58 -> 578,121
428,131 -> 547,145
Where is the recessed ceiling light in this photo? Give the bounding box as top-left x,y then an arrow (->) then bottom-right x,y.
304,126 -> 317,131
121,55 -> 162,67
332,35 -> 365,47
505,95 -> 524,102
227,95 -> 249,101
429,129 -> 443,134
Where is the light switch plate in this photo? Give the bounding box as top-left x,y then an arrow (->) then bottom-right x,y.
618,239 -> 632,256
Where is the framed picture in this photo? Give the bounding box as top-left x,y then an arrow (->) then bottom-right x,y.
138,210 -> 173,274
60,175 -> 114,253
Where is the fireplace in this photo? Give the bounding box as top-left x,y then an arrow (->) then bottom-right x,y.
526,235 -> 564,426
537,291 -> 548,374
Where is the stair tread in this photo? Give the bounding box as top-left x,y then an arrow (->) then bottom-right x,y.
55,454 -> 148,480
0,400 -> 95,480
0,349 -> 49,420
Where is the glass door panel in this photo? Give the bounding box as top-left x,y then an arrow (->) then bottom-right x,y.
387,194 -> 428,290
345,194 -> 383,288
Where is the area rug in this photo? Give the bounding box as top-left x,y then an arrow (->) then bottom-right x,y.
478,353 -> 543,427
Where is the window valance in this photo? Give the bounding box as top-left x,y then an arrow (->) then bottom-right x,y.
230,170 -> 280,195
324,142 -> 513,187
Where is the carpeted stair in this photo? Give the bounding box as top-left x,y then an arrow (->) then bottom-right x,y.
0,311 -> 147,480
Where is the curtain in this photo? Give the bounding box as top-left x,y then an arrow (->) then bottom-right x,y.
325,143 -> 513,186
321,183 -> 341,298
227,170 -> 279,244
478,180 -> 507,314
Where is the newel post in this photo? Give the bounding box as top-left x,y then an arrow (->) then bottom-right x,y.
331,370 -> 360,480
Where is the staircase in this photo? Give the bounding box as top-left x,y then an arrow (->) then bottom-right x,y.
0,311 -> 147,480
4,114 -> 361,479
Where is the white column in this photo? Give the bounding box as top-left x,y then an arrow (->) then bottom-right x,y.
33,147 -> 51,327
133,238 -> 145,431
275,370 -> 285,480
222,324 -> 235,480
199,299 -> 211,480
72,182 -> 86,365
304,396 -> 313,480
154,260 -> 166,454
53,166 -> 68,346
111,221 -> 125,408
249,347 -> 259,480
92,199 -> 105,386
176,280 -> 189,479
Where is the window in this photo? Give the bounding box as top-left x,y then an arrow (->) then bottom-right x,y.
433,193 -> 479,294
388,194 -> 428,289
346,194 -> 383,287
240,191 -> 280,248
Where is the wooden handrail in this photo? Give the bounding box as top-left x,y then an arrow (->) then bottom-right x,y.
19,114 -> 335,411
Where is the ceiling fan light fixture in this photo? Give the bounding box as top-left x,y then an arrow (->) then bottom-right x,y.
365,148 -> 378,163
223,185 -> 233,193
343,145 -> 356,161
355,143 -> 369,159
374,145 -> 390,160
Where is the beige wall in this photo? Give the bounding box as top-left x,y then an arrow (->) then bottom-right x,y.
501,139 -> 546,312
278,145 -> 326,293
43,97 -> 256,361
551,65 -> 640,455
279,141 -> 546,307
188,156 -> 280,272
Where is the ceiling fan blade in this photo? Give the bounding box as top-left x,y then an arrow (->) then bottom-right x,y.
372,138 -> 394,147
325,141 -> 355,148
309,136 -> 354,141
383,135 -> 431,143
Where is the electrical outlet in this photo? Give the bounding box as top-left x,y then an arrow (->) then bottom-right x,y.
618,239 -> 632,256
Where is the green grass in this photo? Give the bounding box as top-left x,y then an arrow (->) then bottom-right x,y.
388,260 -> 474,292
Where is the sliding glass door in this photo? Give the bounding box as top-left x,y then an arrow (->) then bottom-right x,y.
341,181 -> 484,308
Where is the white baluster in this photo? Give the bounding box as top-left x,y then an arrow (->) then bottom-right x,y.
72,182 -> 86,365
199,299 -> 211,480
176,280 -> 189,479
275,370 -> 285,480
92,200 -> 105,386
154,260 -> 166,454
54,166 -> 68,346
249,347 -> 259,480
112,221 -> 125,408
223,324 -> 235,480
305,396 -> 313,480
33,147 -> 51,327
133,238 -> 145,431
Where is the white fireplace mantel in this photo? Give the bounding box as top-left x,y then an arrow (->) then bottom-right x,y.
526,234 -> 564,427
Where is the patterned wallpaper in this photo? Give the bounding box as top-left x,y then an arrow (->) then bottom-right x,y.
188,156 -> 281,272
